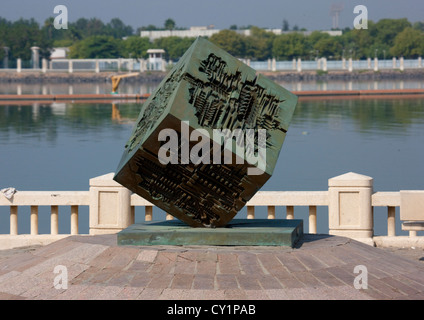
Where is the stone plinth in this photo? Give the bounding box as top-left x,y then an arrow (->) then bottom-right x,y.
117,219 -> 303,247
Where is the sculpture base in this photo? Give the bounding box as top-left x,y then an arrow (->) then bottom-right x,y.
117,219 -> 303,247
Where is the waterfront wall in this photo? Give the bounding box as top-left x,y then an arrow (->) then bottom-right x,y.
1,172 -> 423,250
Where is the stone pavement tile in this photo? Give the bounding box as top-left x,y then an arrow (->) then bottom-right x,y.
147,274 -> 173,289
151,252 -> 177,274
74,284 -> 123,300
31,238 -> 83,258
332,285 -> 374,300
174,254 -> 197,275
216,274 -> 239,290
71,266 -> 102,285
308,247 -> 346,268
0,252 -> 46,274
57,243 -> 110,266
136,250 -> 158,263
0,292 -> 25,300
106,270 -> 136,287
264,289 -> 291,299
0,271 -> 42,297
244,289 -> 270,300
238,253 -> 264,275
224,289 -> 248,300
203,289 -> 226,300
275,253 -> 307,273
330,245 -> 369,265
256,253 -> 286,275
217,253 -> 241,275
196,260 -> 217,275
87,247 -> 120,269
310,269 -> 346,287
136,288 -> 163,300
368,277 -> 406,299
193,274 -> 215,290
171,274 -> 194,289
0,270 -> 21,285
52,284 -> 87,300
275,273 -> 305,289
86,267 -> 119,285
326,265 -> 355,286
382,275 -> 420,296
236,275 -> 262,290
126,260 -> 152,272
292,251 -> 328,271
292,271 -> 323,287
257,274 -> 284,290
403,270 -> 424,289
284,287 -> 319,300
159,288 -> 204,300
129,271 -> 151,287
115,286 -> 144,299
103,247 -> 140,269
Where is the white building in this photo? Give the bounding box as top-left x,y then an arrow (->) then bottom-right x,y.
141,26 -> 342,41
146,49 -> 166,71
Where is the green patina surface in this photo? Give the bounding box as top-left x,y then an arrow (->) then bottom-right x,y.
117,219 -> 303,247
114,37 -> 298,228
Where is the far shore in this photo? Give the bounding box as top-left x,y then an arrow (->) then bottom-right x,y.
0,69 -> 424,84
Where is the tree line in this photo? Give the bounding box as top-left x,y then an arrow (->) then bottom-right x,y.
0,16 -> 423,63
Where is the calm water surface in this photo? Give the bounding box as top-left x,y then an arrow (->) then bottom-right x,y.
1,97 -> 423,236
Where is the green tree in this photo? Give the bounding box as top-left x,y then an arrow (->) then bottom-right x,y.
244,26 -> 275,60
69,35 -> 122,58
164,18 -> 176,30
106,18 -> 133,38
272,32 -> 308,60
152,36 -> 195,60
390,27 -> 424,58
123,36 -> 151,59
209,29 -> 246,57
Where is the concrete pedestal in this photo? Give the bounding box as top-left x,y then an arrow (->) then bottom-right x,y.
117,219 -> 303,247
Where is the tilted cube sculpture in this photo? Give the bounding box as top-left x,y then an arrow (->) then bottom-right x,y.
114,37 -> 298,228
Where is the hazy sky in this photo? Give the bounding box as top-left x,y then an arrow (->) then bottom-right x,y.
1,0 -> 423,31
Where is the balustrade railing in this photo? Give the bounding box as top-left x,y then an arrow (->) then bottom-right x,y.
1,172 -> 423,249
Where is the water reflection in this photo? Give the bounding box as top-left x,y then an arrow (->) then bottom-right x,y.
1,79 -> 424,95
0,98 -> 423,235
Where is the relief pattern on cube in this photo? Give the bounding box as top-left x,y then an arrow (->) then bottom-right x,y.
114,37 -> 297,228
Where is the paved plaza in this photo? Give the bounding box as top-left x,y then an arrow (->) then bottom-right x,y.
0,233 -> 424,300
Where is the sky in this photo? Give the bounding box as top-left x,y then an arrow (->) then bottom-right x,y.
1,0 -> 423,31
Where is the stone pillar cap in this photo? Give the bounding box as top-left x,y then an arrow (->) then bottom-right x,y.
89,172 -> 122,187
328,172 -> 373,187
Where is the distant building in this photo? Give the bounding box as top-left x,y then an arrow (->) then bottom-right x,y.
50,47 -> 69,60
147,49 -> 166,71
141,26 -> 342,41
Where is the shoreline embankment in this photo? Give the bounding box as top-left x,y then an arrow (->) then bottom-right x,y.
0,69 -> 424,84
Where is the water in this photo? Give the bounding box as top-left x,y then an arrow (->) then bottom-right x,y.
1,79 -> 423,95
0,96 -> 423,236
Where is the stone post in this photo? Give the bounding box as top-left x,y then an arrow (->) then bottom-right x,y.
322,58 -> 327,72
89,172 -> 134,235
42,58 -> 48,73
400,57 -> 404,71
348,58 -> 353,72
392,57 -> 397,69
374,57 -> 379,72
271,58 -> 276,72
328,172 -> 374,245
297,58 -> 302,72
17,58 -> 22,73
267,58 -> 271,71
367,57 -> 371,69
95,59 -> 100,73
68,60 -> 73,73
293,58 -> 297,70
342,57 -> 346,70
31,46 -> 40,69
419,57 -> 422,68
